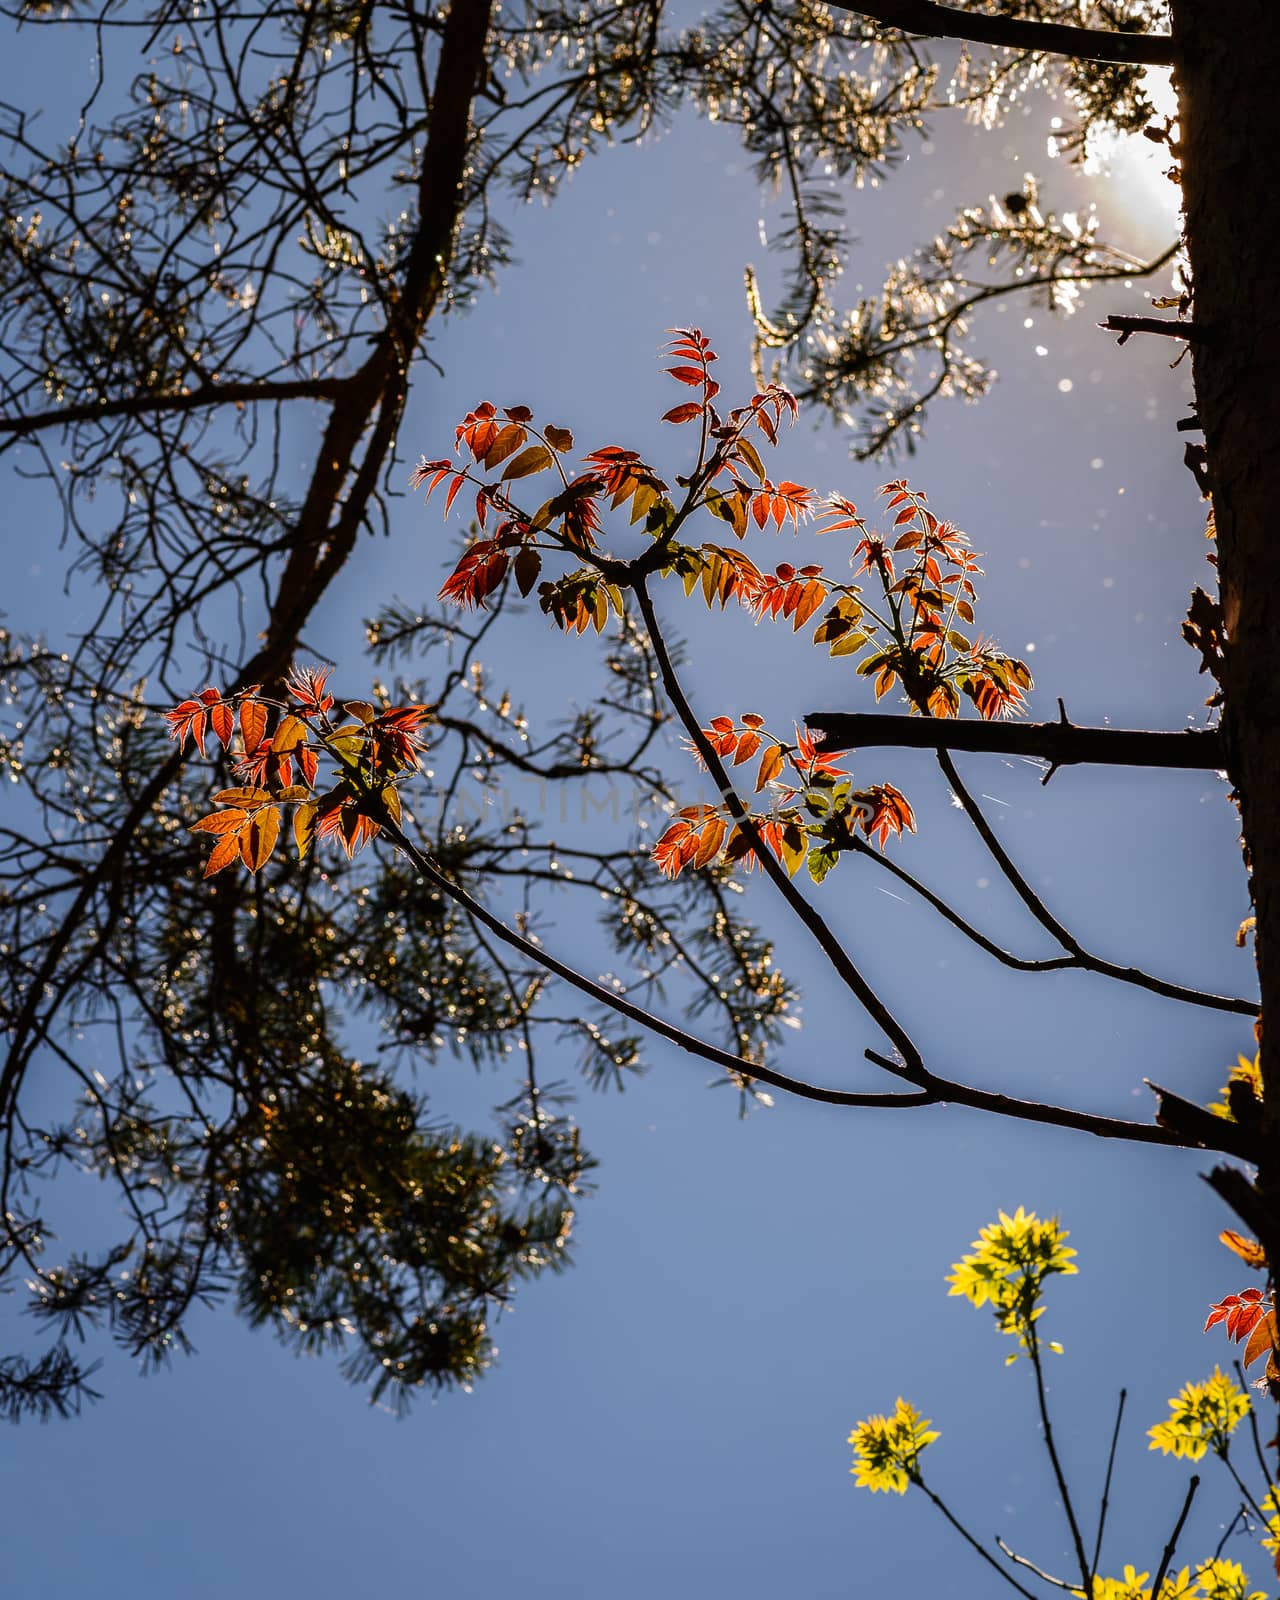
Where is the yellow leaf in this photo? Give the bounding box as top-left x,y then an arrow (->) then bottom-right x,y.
293,800 -> 319,859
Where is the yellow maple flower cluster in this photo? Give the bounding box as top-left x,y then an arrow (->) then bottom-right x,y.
847,1398 -> 938,1494
1083,1559 -> 1265,1599
946,1205 -> 1077,1351
1147,1368 -> 1250,1462
1210,1052 -> 1264,1121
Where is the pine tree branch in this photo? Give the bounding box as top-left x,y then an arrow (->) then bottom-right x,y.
0,376 -> 350,438
826,1 -> 1174,67
807,710 -> 1224,772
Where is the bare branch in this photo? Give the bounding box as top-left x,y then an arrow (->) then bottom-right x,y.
0,376 -> 350,438
826,1 -> 1174,67
1149,1475 -> 1200,1600
1100,313 -> 1213,345
807,710 -> 1225,772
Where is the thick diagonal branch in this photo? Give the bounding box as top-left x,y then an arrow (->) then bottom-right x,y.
827,1 -> 1173,66
807,711 -> 1224,772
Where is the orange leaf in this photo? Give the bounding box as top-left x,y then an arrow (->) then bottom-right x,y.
483,422 -> 527,469
203,832 -> 243,878
240,698 -> 268,754
733,730 -> 762,766
1221,1230 -> 1268,1269
756,744 -> 785,792
240,806 -> 281,874
190,809 -> 247,836
1243,1307 -> 1278,1369
272,713 -> 308,753
693,815 -> 727,868
210,701 -> 235,747
212,786 -> 273,806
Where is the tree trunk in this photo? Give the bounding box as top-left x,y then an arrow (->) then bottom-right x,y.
1171,1 -> 1280,1250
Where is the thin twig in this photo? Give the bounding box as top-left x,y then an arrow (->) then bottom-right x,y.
1028,1334 -> 1092,1594
1236,1359 -> 1278,1489
995,1538 -> 1077,1592
914,1475 -> 1041,1600
1149,1475 -> 1200,1600
1091,1388 -> 1127,1583
932,749 -> 1254,1017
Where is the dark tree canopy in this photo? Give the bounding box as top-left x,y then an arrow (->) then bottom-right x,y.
5,0 -> 1263,1425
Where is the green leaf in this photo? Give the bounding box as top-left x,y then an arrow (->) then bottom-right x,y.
806,843 -> 839,884
737,438 -> 766,482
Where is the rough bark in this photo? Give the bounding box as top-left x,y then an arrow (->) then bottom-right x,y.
1171,0 -> 1280,1251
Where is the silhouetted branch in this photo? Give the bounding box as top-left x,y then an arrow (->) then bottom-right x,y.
827,1 -> 1174,66
1149,1475 -> 1200,1600
1100,314 -> 1212,346
807,711 -> 1224,772
0,376 -> 350,438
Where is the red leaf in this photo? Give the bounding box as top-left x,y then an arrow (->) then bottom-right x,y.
164,700 -> 209,754
662,403 -> 703,425
666,364 -> 707,386
444,473 -> 467,516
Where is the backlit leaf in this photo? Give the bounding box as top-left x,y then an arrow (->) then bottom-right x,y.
212,787 -> 273,806
240,806 -> 281,874
210,701 -> 235,747
272,714 -> 309,753
502,445 -> 553,481
293,800 -> 319,859
240,698 -> 268,754
202,832 -> 243,878
483,422 -> 527,469
1244,1307 -> 1278,1370
756,744 -> 784,792
190,809 -> 247,836
662,403 -> 702,425
1221,1231 -> 1268,1269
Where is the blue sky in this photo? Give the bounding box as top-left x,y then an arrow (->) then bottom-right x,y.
1,23 -> 1264,1600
